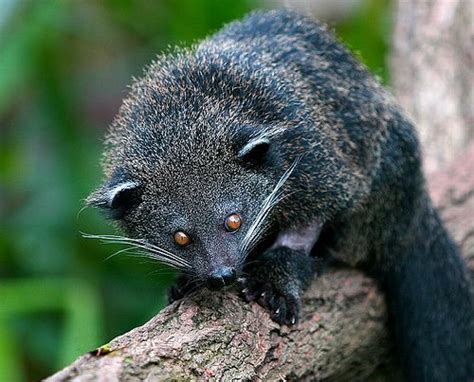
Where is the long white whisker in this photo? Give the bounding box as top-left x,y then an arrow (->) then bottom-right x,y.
82,233 -> 157,249
82,233 -> 189,262
97,239 -> 190,267
238,223 -> 275,268
241,190 -> 296,259
142,250 -> 190,269
245,220 -> 273,251
120,248 -> 189,269
82,232 -> 191,269
132,251 -> 186,269
104,246 -> 139,261
240,157 -> 301,256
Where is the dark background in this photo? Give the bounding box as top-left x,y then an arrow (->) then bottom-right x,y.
0,0 -> 390,380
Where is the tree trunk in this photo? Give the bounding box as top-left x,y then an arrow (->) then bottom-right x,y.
391,0 -> 474,175
46,1 -> 474,380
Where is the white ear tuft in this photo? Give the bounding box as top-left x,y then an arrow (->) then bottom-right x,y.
106,181 -> 140,208
87,181 -> 140,209
238,137 -> 270,160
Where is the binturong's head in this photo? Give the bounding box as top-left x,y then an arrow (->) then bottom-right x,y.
87,49 -> 310,290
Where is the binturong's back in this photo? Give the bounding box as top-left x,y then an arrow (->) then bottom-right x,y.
88,10 -> 474,382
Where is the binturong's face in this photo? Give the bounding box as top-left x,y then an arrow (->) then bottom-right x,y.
87,115 -> 298,290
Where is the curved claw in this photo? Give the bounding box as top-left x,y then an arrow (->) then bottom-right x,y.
238,278 -> 301,326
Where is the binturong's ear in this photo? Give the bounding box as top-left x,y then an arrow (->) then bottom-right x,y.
86,180 -> 142,220
238,136 -> 271,165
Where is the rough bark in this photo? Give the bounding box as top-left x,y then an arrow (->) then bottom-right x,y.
46,272 -> 389,381
391,0 -> 474,175
45,143 -> 474,381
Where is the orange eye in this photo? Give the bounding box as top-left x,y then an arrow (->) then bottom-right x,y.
174,231 -> 191,247
225,213 -> 242,232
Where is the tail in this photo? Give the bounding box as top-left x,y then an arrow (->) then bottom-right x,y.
383,203 -> 474,381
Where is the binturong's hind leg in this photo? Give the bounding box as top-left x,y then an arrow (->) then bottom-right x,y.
383,210 -> 474,382
239,221 -> 323,325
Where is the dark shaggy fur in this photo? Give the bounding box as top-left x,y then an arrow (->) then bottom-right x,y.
89,10 -> 474,381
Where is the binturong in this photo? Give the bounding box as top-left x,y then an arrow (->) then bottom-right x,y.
87,10 -> 473,382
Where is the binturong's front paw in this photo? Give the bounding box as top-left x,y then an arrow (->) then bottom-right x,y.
239,275 -> 301,325
238,247 -> 317,326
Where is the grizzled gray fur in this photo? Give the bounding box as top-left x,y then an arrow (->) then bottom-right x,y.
88,10 -> 473,382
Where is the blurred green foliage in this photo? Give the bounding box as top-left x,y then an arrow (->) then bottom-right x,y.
0,0 -> 390,380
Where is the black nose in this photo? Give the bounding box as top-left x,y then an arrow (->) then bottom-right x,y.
206,267 -> 237,290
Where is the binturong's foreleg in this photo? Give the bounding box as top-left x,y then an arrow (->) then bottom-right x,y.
382,203 -> 474,382
239,221 -> 323,325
